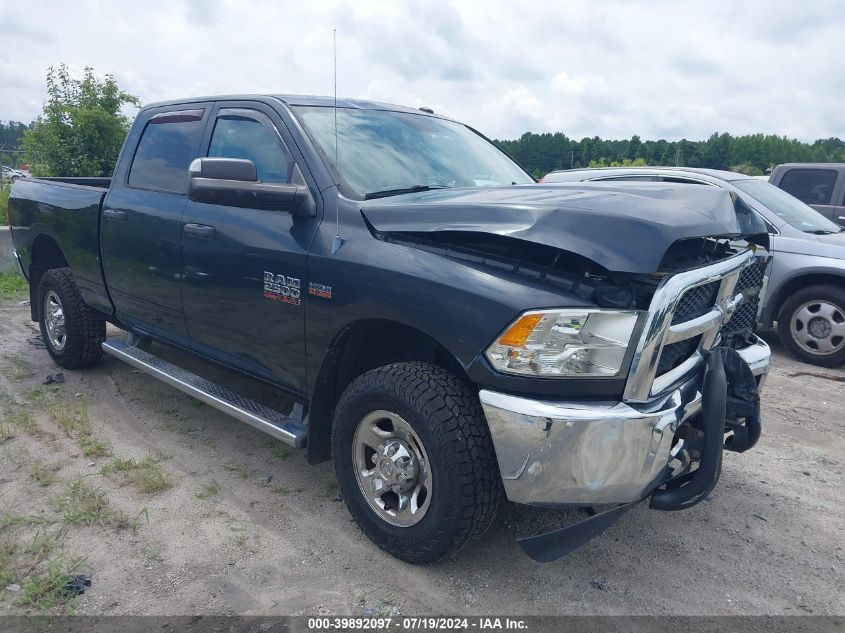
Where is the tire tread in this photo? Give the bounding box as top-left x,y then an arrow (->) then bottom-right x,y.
332,362 -> 501,562
38,268 -> 106,369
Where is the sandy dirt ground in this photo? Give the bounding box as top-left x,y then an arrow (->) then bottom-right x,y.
1,295 -> 843,616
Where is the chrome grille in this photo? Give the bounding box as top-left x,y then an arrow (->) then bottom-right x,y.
656,336 -> 702,376
671,281 -> 721,325
624,249 -> 754,402
721,257 -> 766,341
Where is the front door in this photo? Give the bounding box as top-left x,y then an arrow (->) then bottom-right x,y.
180,104 -> 321,392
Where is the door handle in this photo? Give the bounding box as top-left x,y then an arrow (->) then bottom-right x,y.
183,223 -> 216,239
103,209 -> 127,221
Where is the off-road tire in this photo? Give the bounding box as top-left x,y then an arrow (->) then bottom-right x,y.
332,362 -> 501,563
777,284 -> 845,368
38,268 -> 106,369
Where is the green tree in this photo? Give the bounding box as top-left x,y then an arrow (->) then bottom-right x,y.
23,64 -> 140,176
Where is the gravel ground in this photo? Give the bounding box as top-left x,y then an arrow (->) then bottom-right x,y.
1,295 -> 843,616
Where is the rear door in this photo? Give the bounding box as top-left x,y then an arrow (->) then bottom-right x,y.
774,167 -> 842,224
101,106 -> 212,344
180,102 -> 321,392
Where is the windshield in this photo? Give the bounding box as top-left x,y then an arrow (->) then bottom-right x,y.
292,106 -> 533,200
733,179 -> 841,233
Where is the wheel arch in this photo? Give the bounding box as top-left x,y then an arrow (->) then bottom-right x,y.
307,319 -> 473,465
28,234 -> 69,320
769,270 -> 845,325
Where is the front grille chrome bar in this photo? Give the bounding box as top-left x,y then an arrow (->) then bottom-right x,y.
624,249 -> 756,403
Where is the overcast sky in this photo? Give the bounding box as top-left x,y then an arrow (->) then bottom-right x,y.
1,0 -> 842,141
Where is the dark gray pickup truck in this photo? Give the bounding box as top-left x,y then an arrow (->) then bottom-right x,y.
9,95 -> 770,562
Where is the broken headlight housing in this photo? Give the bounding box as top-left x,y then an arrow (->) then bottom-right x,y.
485,309 -> 641,377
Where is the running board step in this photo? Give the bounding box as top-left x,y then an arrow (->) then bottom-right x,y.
102,339 -> 307,448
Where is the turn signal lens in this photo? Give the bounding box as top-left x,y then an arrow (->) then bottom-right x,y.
497,313 -> 544,347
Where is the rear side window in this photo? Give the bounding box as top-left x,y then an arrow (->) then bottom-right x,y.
208,113 -> 293,184
128,109 -> 206,194
778,168 -> 839,205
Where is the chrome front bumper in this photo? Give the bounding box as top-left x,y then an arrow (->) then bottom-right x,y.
479,337 -> 770,507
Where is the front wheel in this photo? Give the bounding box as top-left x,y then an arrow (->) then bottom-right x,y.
38,268 -> 106,369
332,362 -> 501,563
777,284 -> 845,367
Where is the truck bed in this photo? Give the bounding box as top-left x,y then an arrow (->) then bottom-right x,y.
8,177 -> 112,316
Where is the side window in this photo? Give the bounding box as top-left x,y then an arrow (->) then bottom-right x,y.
778,168 -> 838,205
128,109 -> 206,194
660,177 -> 710,185
208,113 -> 293,184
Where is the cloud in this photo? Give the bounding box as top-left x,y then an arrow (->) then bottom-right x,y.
1,0 -> 842,142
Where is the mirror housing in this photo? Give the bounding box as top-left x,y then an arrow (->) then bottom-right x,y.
191,157 -> 257,182
188,157 -> 312,213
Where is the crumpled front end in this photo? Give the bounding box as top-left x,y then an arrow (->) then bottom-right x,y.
479,248 -> 769,508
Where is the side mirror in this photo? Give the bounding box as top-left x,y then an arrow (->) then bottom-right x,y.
188,157 -> 311,213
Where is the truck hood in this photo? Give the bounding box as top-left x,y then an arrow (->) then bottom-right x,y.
360,183 -> 755,274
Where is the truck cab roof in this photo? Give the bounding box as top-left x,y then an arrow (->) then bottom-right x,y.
141,94 -> 444,118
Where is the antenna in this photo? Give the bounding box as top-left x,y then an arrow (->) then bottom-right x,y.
331,28 -> 344,255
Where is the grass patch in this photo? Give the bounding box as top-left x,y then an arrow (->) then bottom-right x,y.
2,355 -> 35,381
30,460 -> 62,488
0,271 -> 28,300
0,532 -> 18,587
24,528 -> 65,564
18,556 -> 86,614
270,445 -> 293,461
1,513 -> 53,529
222,460 -> 250,479
2,442 -> 30,466
8,409 -> 37,435
54,476 -> 120,527
24,386 -> 51,407
48,400 -> 110,458
0,420 -> 13,443
0,182 -> 8,227
1,525 -> 74,614
101,456 -> 172,494
195,480 -> 219,500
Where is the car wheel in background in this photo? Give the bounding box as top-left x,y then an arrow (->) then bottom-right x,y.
778,284 -> 845,367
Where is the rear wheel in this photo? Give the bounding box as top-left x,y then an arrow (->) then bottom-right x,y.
778,284 -> 845,367
332,362 -> 501,563
38,268 -> 106,369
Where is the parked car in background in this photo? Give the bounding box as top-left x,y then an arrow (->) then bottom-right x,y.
770,163 -> 845,228
1,166 -> 27,181
543,167 -> 845,367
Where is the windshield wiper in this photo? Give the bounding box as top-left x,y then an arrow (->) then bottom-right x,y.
364,184 -> 450,200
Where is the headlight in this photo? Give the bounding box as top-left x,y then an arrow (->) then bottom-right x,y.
485,309 -> 641,378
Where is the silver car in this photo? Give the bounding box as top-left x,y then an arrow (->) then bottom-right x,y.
542,167 -> 845,367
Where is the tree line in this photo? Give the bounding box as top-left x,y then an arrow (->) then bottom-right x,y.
495,132 -> 845,179
4,64 -> 845,179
